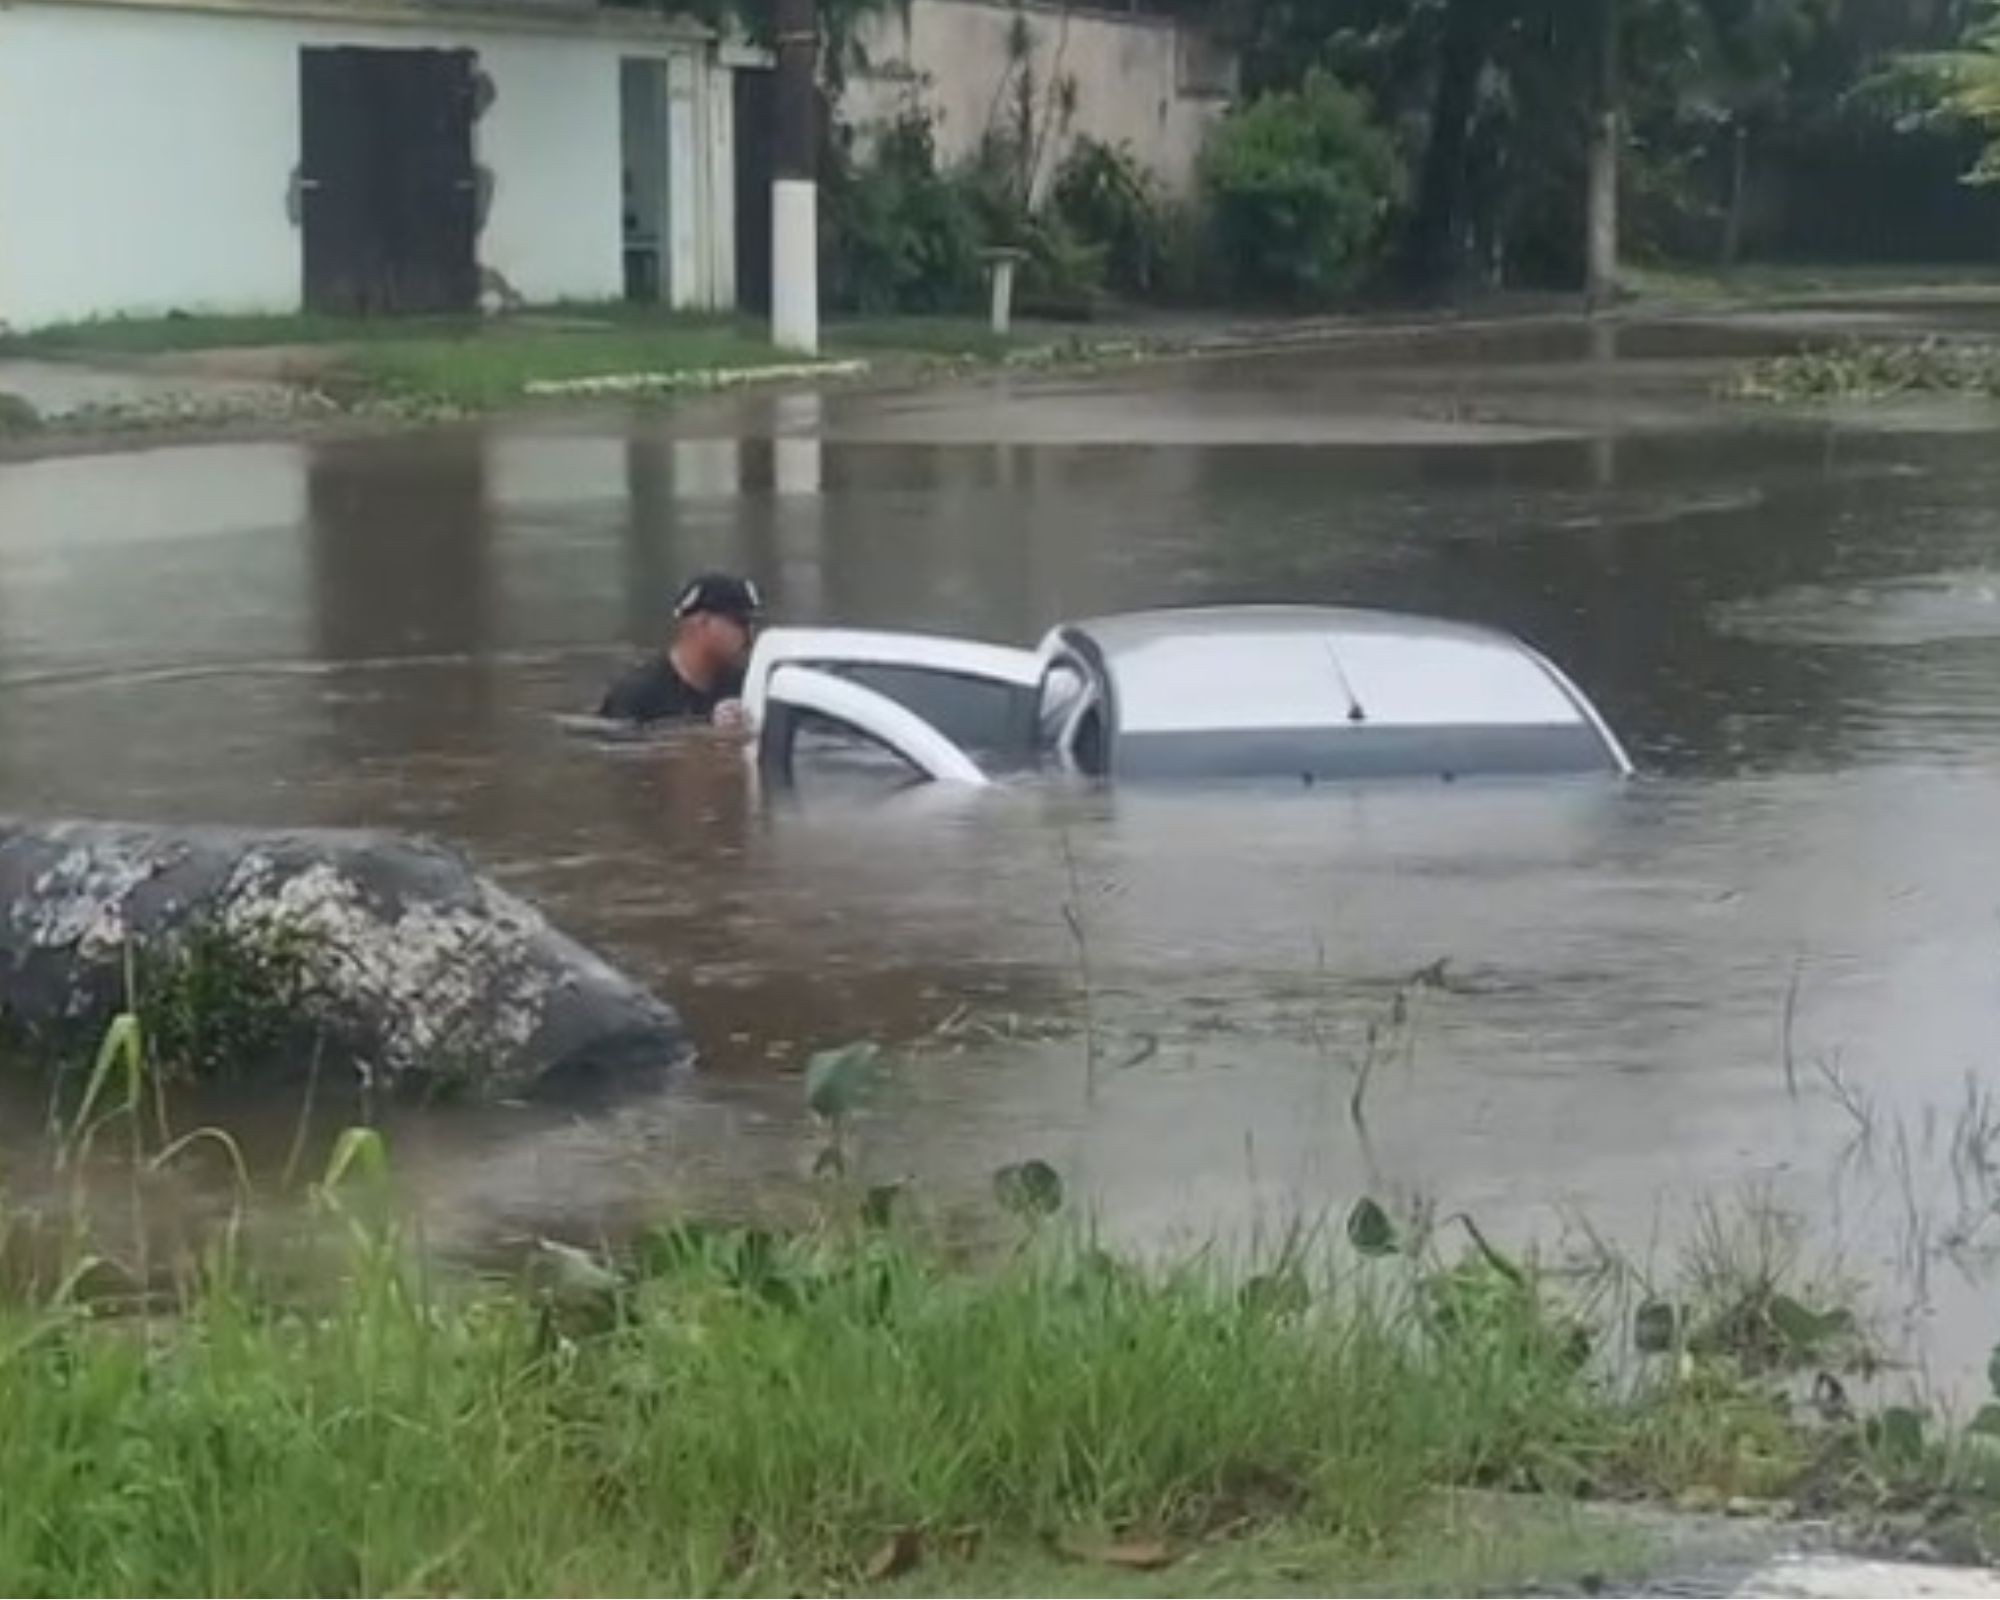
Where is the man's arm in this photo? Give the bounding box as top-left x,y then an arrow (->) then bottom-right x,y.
598,672 -> 642,721
599,660 -> 674,722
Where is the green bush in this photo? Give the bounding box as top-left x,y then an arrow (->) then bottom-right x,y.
1201,71 -> 1404,301
1051,137 -> 1169,295
1014,214 -> 1108,318
824,111 -> 984,314
963,133 -> 1109,318
137,922 -> 321,1085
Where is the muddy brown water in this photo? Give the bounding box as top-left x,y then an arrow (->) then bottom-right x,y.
8,312 -> 2000,1393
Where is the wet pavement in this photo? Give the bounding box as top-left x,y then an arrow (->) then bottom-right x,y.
7,309 -> 2000,1393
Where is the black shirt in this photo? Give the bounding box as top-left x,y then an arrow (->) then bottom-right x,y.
598,656 -> 735,723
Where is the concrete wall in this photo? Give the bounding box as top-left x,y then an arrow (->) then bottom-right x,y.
0,0 -> 733,329
844,0 -> 1232,201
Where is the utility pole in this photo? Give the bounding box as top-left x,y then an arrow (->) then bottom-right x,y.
771,0 -> 819,354
1585,0 -> 1621,311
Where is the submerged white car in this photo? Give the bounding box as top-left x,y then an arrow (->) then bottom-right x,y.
743,605 -> 1632,789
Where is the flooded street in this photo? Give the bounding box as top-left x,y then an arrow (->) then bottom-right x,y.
8,311 -> 2000,1389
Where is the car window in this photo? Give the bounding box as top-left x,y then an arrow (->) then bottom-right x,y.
822,663 -> 1036,767
1111,722 -> 1621,783
781,709 -> 933,800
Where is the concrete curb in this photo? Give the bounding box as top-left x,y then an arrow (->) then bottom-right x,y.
523,358 -> 869,397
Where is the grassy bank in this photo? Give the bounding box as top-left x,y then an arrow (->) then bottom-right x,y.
0,305 -> 1090,422
1,1005 -> 1995,1593
0,1205 -> 1768,1594
5,268 -> 1996,432
5,1122 -> 1996,1596
334,321 -> 816,409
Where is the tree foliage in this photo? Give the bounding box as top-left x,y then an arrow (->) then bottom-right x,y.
1889,0 -> 2000,182
806,0 -> 1995,306
1201,0 -> 1963,288
1201,70 -> 1404,298
823,110 -> 984,311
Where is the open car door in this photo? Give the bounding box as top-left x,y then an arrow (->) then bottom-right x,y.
757,664 -> 992,788
744,628 -> 1041,750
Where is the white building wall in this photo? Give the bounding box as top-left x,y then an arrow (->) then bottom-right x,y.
0,0 -> 730,329
846,0 -> 1230,202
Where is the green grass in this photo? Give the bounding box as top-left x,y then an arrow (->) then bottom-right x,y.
0,1001 -> 1991,1593
0,300 -> 792,357
0,1000 -> 1953,1595
0,305 -> 1036,414
0,1182 -> 1851,1597
0,1023 -> 1990,1596
335,321 -> 809,409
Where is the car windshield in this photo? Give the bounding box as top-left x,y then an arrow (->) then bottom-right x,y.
785,711 -> 935,799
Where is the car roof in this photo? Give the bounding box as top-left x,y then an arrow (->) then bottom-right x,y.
1063,604 -> 1514,656
1056,605 -> 1607,742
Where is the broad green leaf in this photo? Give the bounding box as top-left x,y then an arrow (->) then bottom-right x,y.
70,1011 -> 145,1148
1346,1197 -> 1398,1257
1767,1293 -> 1840,1351
804,1042 -> 880,1120
534,1238 -> 620,1301
1815,1306 -> 1858,1338
321,1126 -> 389,1192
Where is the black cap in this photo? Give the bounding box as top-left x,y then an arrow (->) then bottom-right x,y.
673,572 -> 763,624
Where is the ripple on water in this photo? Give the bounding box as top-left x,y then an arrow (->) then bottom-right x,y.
1713,570 -> 2000,648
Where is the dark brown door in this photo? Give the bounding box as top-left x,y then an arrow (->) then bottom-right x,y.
300,47 -> 478,315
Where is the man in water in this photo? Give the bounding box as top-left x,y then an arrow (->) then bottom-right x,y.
598,572 -> 763,725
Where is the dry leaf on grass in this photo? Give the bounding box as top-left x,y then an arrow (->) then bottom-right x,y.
864,1527 -> 924,1581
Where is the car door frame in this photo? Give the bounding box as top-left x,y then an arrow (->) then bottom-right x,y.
742,627 -> 1043,730
747,627 -> 1045,789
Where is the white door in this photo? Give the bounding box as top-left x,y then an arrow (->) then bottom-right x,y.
757,664 -> 992,789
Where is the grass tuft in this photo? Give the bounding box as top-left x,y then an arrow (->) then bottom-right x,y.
1726,337 -> 2000,402
3,1008 -> 1998,1593
0,1170 -> 1883,1596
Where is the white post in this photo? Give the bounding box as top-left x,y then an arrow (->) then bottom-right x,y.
989,256 -> 1017,337
772,177 -> 819,355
